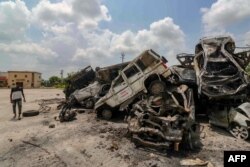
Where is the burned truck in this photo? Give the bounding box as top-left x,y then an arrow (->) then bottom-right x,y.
95,49 -> 170,120
65,62 -> 130,109
127,84 -> 200,151
194,36 -> 250,98
64,66 -> 96,99
169,53 -> 196,86
59,62 -> 129,122
193,36 -> 250,139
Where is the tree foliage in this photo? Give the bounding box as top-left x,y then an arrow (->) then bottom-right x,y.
49,76 -> 61,86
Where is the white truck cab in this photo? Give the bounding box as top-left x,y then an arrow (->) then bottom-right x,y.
95,49 -> 171,119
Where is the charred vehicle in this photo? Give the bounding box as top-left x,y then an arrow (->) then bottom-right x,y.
95,49 -> 170,120
193,36 -> 250,138
209,102 -> 250,140
59,62 -> 129,122
194,36 -> 250,98
169,53 -> 196,86
127,84 -> 200,151
59,82 -> 106,122
64,66 -> 96,99
64,62 -> 130,108
96,62 -> 130,83
68,81 -> 109,109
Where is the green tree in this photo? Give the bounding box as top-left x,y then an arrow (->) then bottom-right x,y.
49,76 -> 61,86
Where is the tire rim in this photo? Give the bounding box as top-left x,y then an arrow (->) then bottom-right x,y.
151,83 -> 164,94
102,109 -> 112,120
86,100 -> 94,108
229,125 -> 249,140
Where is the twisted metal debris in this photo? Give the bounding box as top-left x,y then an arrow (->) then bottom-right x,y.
127,85 -> 199,151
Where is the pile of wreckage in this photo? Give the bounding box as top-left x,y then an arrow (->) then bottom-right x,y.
59,36 -> 250,151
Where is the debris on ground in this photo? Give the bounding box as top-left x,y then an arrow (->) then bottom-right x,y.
59,104 -> 77,122
49,124 -> 55,128
180,158 -> 214,167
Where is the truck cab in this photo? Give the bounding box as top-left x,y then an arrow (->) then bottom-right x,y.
95,49 -> 171,119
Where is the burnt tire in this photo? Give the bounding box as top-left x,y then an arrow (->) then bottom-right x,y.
22,110 -> 39,117
85,99 -> 95,109
149,80 -> 166,95
102,109 -> 113,120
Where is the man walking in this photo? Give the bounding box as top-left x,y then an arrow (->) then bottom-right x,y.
10,84 -> 26,120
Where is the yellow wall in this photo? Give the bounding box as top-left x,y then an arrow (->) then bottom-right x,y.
8,72 -> 42,88
34,73 -> 42,88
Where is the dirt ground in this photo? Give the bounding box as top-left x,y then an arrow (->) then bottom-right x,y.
0,89 -> 249,167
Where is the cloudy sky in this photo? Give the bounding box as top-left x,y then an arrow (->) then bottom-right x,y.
0,0 -> 250,79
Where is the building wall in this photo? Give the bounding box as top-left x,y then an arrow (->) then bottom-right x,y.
7,71 -> 42,88
0,72 -> 8,77
33,73 -> 42,88
0,72 -> 8,87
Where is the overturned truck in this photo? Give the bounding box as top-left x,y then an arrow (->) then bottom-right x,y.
95,49 -> 169,120
59,62 -> 129,122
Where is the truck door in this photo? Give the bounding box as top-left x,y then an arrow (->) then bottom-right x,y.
112,74 -> 132,104
124,64 -> 144,96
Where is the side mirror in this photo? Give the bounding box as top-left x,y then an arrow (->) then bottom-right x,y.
161,56 -> 168,63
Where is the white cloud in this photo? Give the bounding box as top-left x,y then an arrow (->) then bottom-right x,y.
0,42 -> 57,59
0,1 -> 186,78
73,17 -> 186,65
110,17 -> 186,64
72,0 -> 111,21
201,0 -> 250,33
0,0 -> 30,42
31,0 -> 111,33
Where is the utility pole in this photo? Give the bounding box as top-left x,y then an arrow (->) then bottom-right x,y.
60,70 -> 64,80
121,52 -> 125,63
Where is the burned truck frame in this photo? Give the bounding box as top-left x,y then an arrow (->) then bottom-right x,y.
169,53 -> 196,86
194,36 -> 250,98
95,49 -> 170,120
127,85 -> 199,151
192,36 -> 250,139
59,62 -> 129,122
66,62 -> 130,108
64,66 -> 96,99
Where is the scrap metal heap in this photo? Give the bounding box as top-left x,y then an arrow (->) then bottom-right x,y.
58,36 -> 250,146
127,84 -> 200,151
59,62 -> 129,122
194,36 -> 250,98
169,53 -> 196,86
64,66 -> 96,99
